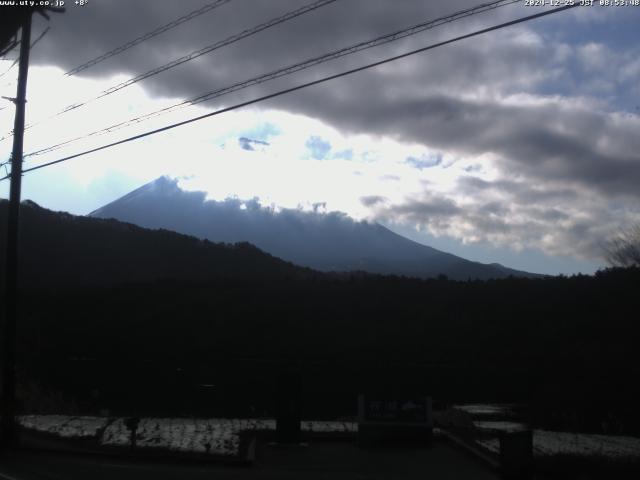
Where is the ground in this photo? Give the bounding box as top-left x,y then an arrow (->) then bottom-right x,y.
0,441 -> 499,480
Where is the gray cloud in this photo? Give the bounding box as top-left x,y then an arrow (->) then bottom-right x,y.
24,1 -> 640,261
374,175 -> 639,260
387,197 -> 458,226
31,1 -> 486,90
457,176 -> 579,205
279,90 -> 640,199
360,195 -> 387,207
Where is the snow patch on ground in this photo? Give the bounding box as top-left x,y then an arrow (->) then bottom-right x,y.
101,418 -> 132,447
136,418 -> 240,456
476,430 -> 640,461
453,404 -> 516,416
17,415 -> 358,457
18,415 -> 108,438
533,430 -> 640,461
473,421 -> 528,432
301,421 -> 357,433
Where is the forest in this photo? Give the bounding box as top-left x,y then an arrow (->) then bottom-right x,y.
2,200 -> 640,434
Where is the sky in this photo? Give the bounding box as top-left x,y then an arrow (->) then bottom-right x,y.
1,0 -> 639,275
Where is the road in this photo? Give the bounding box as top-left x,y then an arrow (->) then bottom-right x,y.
0,440 -> 500,480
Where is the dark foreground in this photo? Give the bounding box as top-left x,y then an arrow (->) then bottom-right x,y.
0,440 -> 499,480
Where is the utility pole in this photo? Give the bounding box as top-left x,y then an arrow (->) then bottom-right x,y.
1,11 -> 32,449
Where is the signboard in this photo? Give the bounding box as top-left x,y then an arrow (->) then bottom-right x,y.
363,398 -> 429,423
357,395 -> 433,446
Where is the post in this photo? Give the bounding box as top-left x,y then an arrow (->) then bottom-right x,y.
1,11 -> 32,448
275,364 -> 302,444
500,429 -> 533,480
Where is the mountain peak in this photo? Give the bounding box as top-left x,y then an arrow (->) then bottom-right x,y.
89,176 -> 195,218
89,177 -> 541,280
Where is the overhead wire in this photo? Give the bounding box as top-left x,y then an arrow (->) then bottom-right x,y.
22,0 -> 522,159
65,0 -> 234,76
0,0 -> 338,143
29,25 -> 50,50
0,58 -> 19,81
62,0 -> 338,111
0,27 -> 49,81
0,3 -> 579,182
0,39 -> 19,59
0,27 -> 49,135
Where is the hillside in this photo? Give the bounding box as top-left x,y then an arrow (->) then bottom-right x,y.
0,199 -> 309,288
2,197 -> 639,433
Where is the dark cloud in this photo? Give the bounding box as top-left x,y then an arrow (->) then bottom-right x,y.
280,87 -> 640,198
31,3 -> 639,202
391,194 -> 461,220
24,1 -> 640,261
32,1 -> 483,90
457,176 -> 579,205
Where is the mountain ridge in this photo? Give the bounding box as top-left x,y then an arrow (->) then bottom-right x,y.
0,198 -> 310,288
90,176 -> 542,280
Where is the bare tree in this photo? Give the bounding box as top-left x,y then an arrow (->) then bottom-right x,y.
604,224 -> 640,267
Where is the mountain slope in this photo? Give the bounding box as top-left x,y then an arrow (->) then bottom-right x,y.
0,199 -> 308,288
90,176 -> 540,280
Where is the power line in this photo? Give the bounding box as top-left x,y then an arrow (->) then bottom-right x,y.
0,39 -> 19,59
0,0 -> 338,144
0,58 -> 19,81
65,0 -> 233,77
22,0 -> 521,158
29,25 -> 50,50
0,28 -> 49,119
0,3 -> 579,182
62,0 -> 338,112
0,27 -> 49,81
